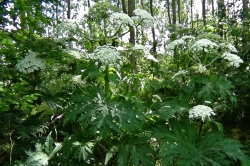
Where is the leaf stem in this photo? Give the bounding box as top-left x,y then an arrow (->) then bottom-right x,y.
105,66 -> 110,99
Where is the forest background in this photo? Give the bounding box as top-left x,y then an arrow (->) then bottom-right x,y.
1,0 -> 250,165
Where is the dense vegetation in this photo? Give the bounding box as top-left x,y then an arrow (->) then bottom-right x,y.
1,0 -> 250,165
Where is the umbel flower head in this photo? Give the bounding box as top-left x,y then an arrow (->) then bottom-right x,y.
167,39 -> 185,50
92,45 -> 122,70
219,43 -> 238,53
222,52 -> 243,68
190,39 -> 218,53
132,9 -> 154,27
55,20 -> 78,37
110,12 -> 134,27
189,105 -> 216,122
15,51 -> 45,73
64,49 -> 84,59
133,45 -> 159,62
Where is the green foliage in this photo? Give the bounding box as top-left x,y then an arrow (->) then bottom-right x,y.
181,74 -> 236,105
116,136 -> 155,166
25,133 -> 62,166
1,0 -> 250,165
153,118 -> 250,166
64,86 -> 146,138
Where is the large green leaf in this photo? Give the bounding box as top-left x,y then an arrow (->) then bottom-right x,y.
25,152 -> 49,166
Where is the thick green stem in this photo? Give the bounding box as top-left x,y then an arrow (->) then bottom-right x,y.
196,120 -> 203,143
104,66 -> 110,99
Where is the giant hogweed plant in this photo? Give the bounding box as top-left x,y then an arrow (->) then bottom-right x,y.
167,34 -> 243,105
153,104 -> 250,166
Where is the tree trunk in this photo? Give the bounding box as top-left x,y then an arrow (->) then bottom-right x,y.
67,0 -> 70,19
217,0 -> 225,37
56,3 -> 59,38
211,0 -> 215,15
128,0 -> 136,72
172,0 -> 177,25
166,0 -> 172,24
202,0 -> 206,26
177,0 -> 181,23
87,0 -> 91,8
150,0 -> 156,45
242,0 -> 249,60
122,0 -> 127,14
117,0 -> 120,8
191,0 -> 193,28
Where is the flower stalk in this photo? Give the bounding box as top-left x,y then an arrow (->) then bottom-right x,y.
104,66 -> 110,99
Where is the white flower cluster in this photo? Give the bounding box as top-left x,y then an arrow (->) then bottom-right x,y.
180,36 -> 195,41
72,75 -> 84,87
152,94 -> 162,102
110,12 -> 135,27
133,44 -> 147,52
190,39 -> 218,53
133,9 -> 154,27
64,49 -> 84,59
133,45 -> 159,62
195,63 -> 208,74
189,105 -> 216,122
92,45 -> 122,70
222,52 -> 243,68
15,51 -> 45,73
167,39 -> 185,50
56,20 -> 77,37
219,43 -> 238,53
93,93 -> 104,104
172,70 -> 189,79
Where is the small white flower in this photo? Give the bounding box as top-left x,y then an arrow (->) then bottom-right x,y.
64,49 -> 83,59
72,75 -> 81,83
222,52 -> 243,68
204,101 -> 211,104
167,39 -> 185,50
189,105 -> 216,122
172,70 -> 189,79
72,75 -> 84,87
152,94 -> 162,102
133,45 -> 158,62
197,64 -> 207,74
15,51 -> 45,73
133,45 -> 148,53
180,36 -> 195,41
191,39 -> 218,52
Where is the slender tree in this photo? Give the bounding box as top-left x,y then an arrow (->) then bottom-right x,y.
177,0 -> 181,23
122,0 -> 127,13
150,0 -> 156,47
166,0 -> 172,24
242,0 -> 250,60
202,0 -> 206,26
191,0 -> 193,28
217,0 -> 226,37
128,0 -> 136,72
172,0 -> 177,24
211,0 -> 215,15
67,0 -> 70,19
